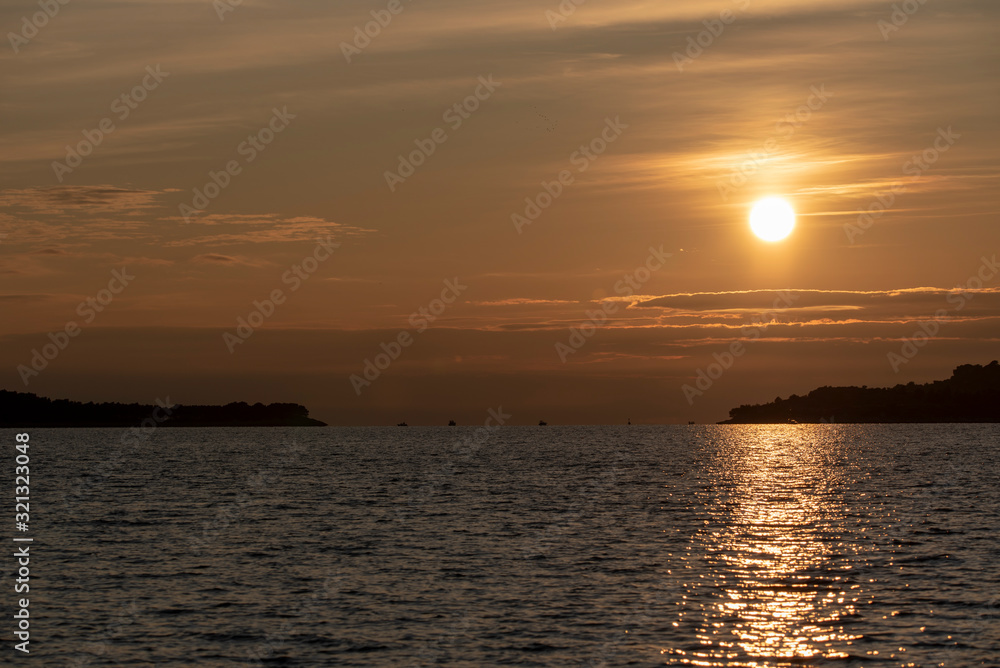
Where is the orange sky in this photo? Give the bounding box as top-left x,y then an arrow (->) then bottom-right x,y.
1,0 -> 998,424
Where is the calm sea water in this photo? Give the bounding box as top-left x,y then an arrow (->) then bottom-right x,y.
4,425 -> 999,667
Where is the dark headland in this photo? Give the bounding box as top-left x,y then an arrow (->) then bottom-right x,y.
0,390 -> 326,427
721,361 -> 1000,424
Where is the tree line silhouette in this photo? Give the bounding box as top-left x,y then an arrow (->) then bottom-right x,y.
0,391 -> 326,427
722,361 -> 1000,423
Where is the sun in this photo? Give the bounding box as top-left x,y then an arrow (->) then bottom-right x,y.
749,197 -> 796,242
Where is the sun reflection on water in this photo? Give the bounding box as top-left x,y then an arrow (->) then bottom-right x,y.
666,426 -> 866,666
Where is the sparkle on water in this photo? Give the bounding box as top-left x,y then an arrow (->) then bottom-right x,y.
27,424 -> 1000,665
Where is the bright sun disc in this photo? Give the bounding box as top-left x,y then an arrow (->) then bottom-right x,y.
749,197 -> 796,242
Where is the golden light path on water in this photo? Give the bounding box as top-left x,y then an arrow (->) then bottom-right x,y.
666,426 -> 870,666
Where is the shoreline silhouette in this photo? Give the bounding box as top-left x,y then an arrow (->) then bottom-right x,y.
721,361 -> 1000,424
0,390 -> 326,427
5,361 -> 997,427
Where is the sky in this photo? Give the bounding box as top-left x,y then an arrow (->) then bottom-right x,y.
1,0 -> 998,425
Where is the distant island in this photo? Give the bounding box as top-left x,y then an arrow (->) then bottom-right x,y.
722,361 -> 1000,424
0,390 -> 326,427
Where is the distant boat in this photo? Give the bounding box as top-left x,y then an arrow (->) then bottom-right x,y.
538,420 -> 547,426
688,421 -> 695,425
397,422 -> 408,427
448,420 -> 457,426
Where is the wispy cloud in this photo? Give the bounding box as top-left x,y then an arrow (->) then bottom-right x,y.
0,185 -> 172,216
469,298 -> 580,306
190,253 -> 273,268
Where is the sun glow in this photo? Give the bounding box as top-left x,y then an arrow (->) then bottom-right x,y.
750,197 -> 796,242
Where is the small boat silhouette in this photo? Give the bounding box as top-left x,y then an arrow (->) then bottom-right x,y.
538,420 -> 547,426
397,422 -> 408,427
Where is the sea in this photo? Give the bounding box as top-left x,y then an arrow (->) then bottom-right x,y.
5,424 -> 999,667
